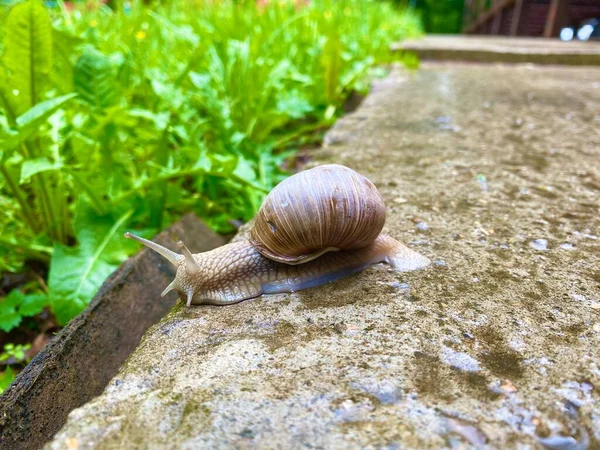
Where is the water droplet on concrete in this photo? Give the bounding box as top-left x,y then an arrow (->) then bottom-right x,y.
476,174 -> 488,191
441,346 -> 481,373
386,281 -> 410,294
415,222 -> 429,232
530,239 -> 548,251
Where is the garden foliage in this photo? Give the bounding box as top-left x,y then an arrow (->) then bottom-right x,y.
0,0 -> 420,336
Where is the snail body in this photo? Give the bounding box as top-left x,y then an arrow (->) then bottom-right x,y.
125,164 -> 430,306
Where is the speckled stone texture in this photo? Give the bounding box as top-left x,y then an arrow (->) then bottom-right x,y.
47,63 -> 600,450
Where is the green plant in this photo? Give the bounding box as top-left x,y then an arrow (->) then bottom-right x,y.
409,0 -> 464,34
0,0 -> 420,326
0,366 -> 15,393
0,343 -> 31,362
0,287 -> 47,332
0,343 -> 32,394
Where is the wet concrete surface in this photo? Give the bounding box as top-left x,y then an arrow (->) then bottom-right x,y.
47,63 -> 600,449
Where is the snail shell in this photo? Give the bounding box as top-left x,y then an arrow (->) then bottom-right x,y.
250,164 -> 386,264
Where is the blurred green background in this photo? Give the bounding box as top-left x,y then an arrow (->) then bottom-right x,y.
406,0 -> 464,34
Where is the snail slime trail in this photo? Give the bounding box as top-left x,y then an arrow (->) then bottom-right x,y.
125,165 -> 431,306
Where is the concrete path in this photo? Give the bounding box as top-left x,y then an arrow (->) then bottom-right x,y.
396,35 -> 600,65
48,63 -> 600,449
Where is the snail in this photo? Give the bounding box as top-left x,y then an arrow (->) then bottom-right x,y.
125,164 -> 430,306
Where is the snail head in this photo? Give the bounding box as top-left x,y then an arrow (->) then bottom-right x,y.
124,232 -> 203,307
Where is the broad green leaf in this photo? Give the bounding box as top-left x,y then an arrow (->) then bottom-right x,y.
1,343 -> 30,362
73,46 -> 118,109
0,367 -> 15,394
189,72 -> 211,89
2,0 -> 53,116
48,204 -> 133,325
8,93 -> 77,150
51,29 -> 84,94
206,153 -> 237,177
49,243 -> 116,324
0,93 -> 76,150
0,68 -> 16,123
18,293 -> 48,316
20,157 -> 64,183
0,126 -> 20,150
0,289 -> 24,332
151,79 -> 185,110
233,157 -> 257,185
276,92 -> 313,119
127,109 -> 170,130
16,93 -> 77,131
0,288 -> 49,332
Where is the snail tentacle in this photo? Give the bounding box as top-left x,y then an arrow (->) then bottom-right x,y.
177,240 -> 200,275
160,280 -> 177,297
124,232 -> 180,267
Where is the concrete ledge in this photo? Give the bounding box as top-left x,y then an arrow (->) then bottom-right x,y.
47,64 -> 600,449
0,214 -> 226,450
394,35 -> 600,66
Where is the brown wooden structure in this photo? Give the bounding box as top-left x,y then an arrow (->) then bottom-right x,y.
463,0 -> 600,37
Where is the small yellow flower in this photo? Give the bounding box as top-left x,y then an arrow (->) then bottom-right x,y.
89,19 -> 97,28
135,30 -> 147,40
324,10 -> 332,19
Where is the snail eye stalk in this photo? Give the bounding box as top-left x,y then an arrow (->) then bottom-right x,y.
124,232 -> 180,267
177,240 -> 200,275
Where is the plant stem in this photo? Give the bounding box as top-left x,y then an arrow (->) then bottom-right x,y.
272,119 -> 331,149
55,171 -> 70,241
68,170 -> 106,215
0,239 -> 52,264
22,142 -> 61,242
148,117 -> 172,229
113,166 -> 270,206
0,164 -> 39,233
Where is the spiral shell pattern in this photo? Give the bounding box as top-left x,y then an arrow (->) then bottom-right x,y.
249,164 -> 386,265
